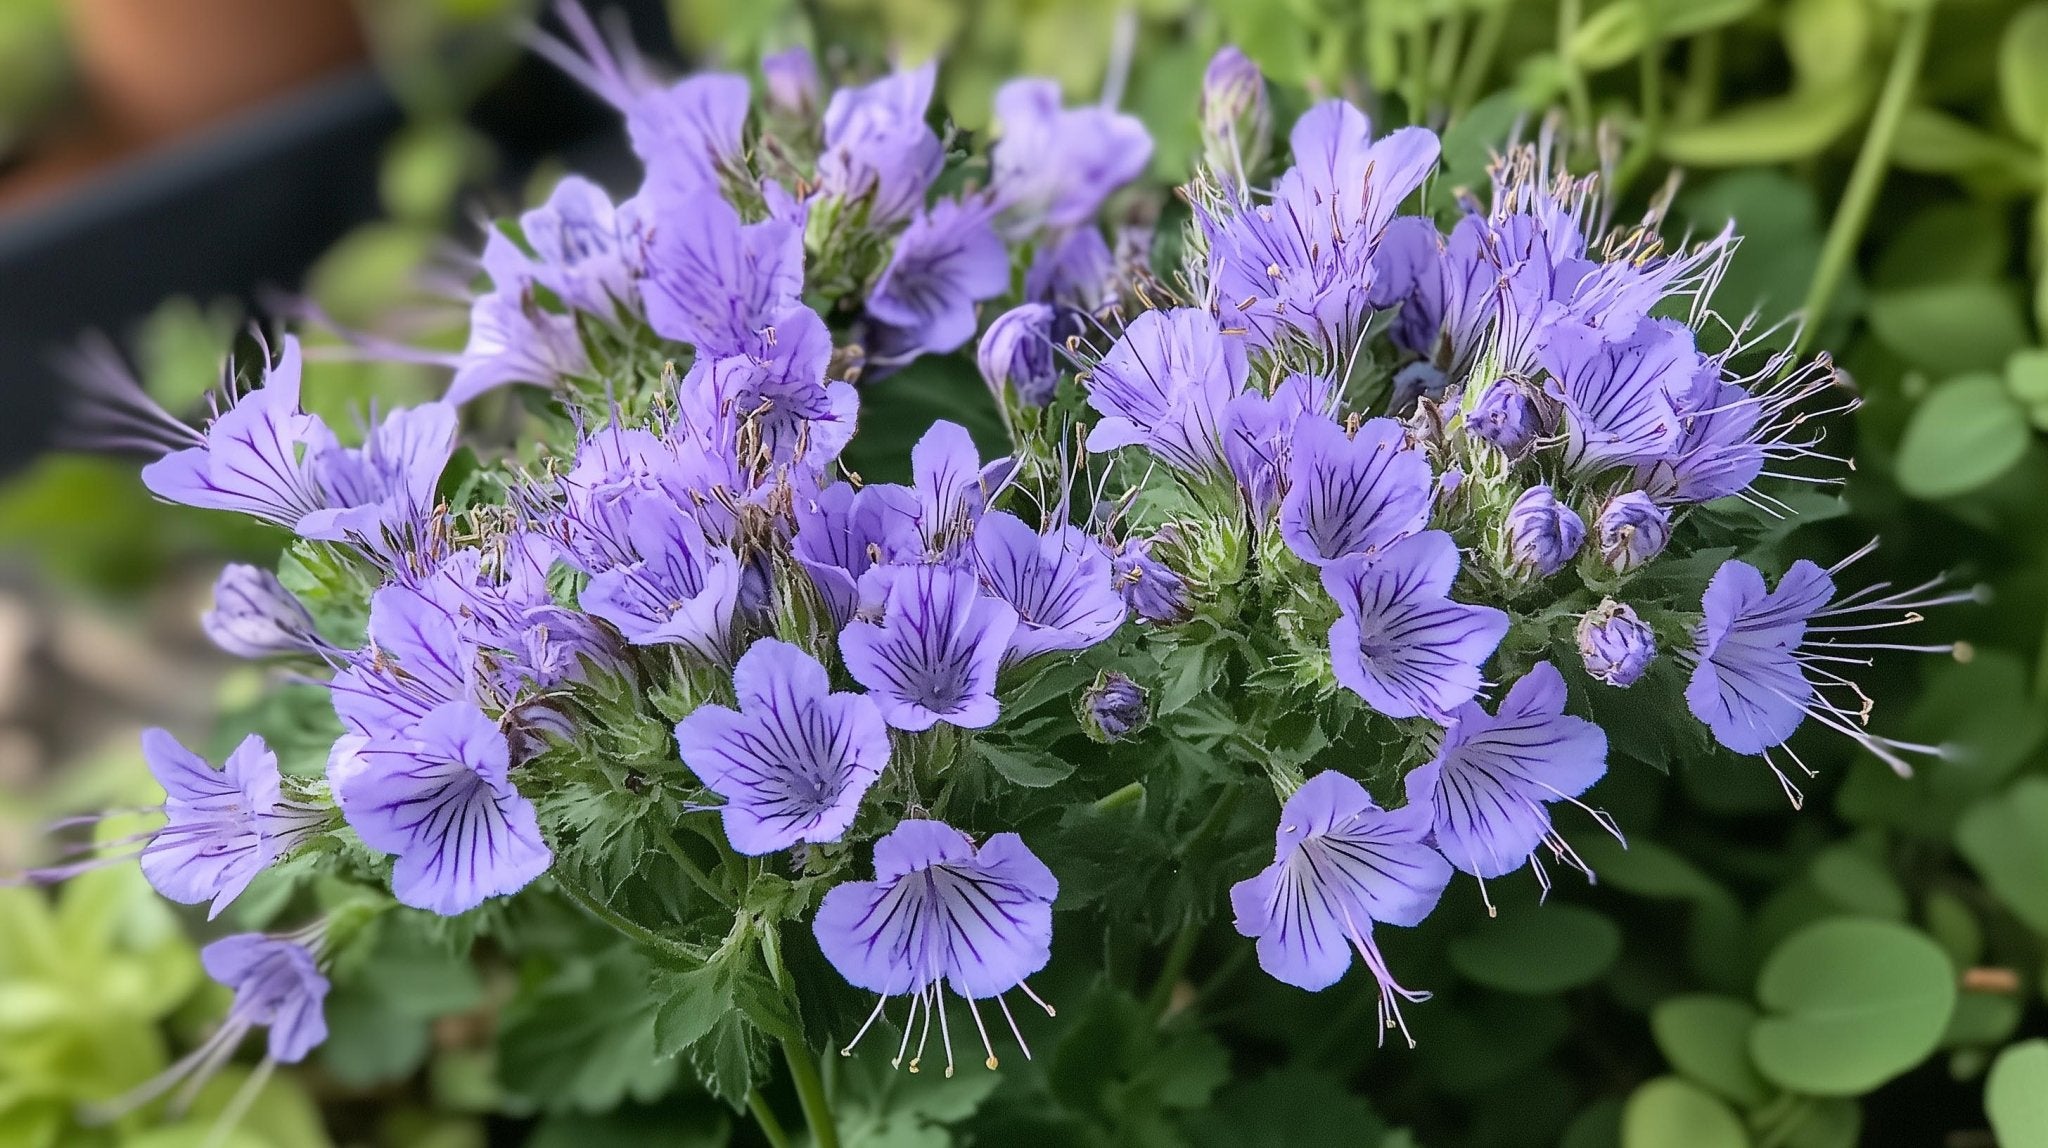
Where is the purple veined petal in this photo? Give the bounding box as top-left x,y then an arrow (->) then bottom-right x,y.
1222,372 -> 1334,518
140,337 -> 334,529
763,46 -> 821,116
578,494 -> 743,662
1110,533 -> 1193,625
1638,380 -> 1767,503
1084,307 -> 1246,479
675,639 -> 891,854
200,933 -> 332,1063
519,175 -> 644,320
839,564 -> 1018,732
138,732 -> 269,917
298,401 -> 458,549
1024,228 -> 1116,313
675,306 -> 857,478
1322,531 -> 1509,720
971,511 -> 1126,664
332,580 -> 480,736
339,700 -> 552,915
202,563 -> 327,659
1231,771 -> 1449,1029
1685,559 -> 1834,755
1279,415 -> 1433,567
447,233 -> 594,405
901,420 -> 1004,557
813,819 -> 1058,1001
1405,662 -> 1609,880
817,63 -> 945,228
626,72 -> 752,195
641,194 -> 805,358
793,481 -> 919,627
989,78 -> 1153,236
1537,318 -> 1697,476
867,197 -> 1011,361
1368,215 -> 1447,356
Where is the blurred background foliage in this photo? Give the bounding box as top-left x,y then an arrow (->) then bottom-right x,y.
6,0 -> 2048,1145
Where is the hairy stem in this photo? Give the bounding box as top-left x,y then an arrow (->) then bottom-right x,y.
1797,5 -> 1935,357
556,876 -> 708,965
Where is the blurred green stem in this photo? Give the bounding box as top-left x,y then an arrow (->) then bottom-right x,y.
1797,5 -> 1935,357
783,1038 -> 841,1148
749,1091 -> 794,1148
1614,0 -> 1664,196
557,876 -> 709,965
1451,1 -> 1511,116
1145,921 -> 1202,1020
1557,0 -> 1595,131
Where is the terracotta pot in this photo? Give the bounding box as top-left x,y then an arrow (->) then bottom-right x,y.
67,0 -> 367,146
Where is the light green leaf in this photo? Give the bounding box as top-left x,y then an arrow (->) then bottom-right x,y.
1448,904 -> 1621,995
1987,1040 -> 2048,1145
2008,350 -> 2048,404
1894,374 -> 2030,500
1870,280 -> 2033,375
1661,80 -> 1874,166
1620,1077 -> 1750,1148
1956,779 -> 2048,936
1784,0 -> 1871,90
1807,846 -> 1907,920
1893,105 -> 2044,185
1650,995 -> 1772,1107
1749,919 -> 1957,1096
977,740 -> 1077,788
2000,5 -> 2048,143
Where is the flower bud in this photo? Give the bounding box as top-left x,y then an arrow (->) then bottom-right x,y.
203,564 -> 327,658
1595,491 -> 1670,573
762,46 -> 821,117
1466,378 -> 1541,457
1080,671 -> 1149,742
1113,534 -> 1192,625
1505,486 -> 1585,578
1200,46 -> 1269,181
977,303 -> 1059,408
1577,599 -> 1656,687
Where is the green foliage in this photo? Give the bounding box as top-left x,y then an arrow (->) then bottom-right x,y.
1749,919 -> 1958,1097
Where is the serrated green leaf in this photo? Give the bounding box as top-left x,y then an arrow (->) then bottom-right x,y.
654,965 -> 732,1058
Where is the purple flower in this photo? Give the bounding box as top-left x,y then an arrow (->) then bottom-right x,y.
677,306 -> 859,478
1595,491 -> 1670,572
203,564 -> 329,658
337,699 -> 552,915
1279,415 -> 1434,566
1538,319 -> 1695,476
1464,378 -> 1544,457
297,402 -> 459,550
815,820 -> 1058,1073
1402,662 -> 1610,888
1085,307 -> 1246,479
972,511 -> 1126,664
675,639 -> 889,854
140,337 -> 333,529
1111,534 -> 1192,625
1223,373 -> 1333,518
1504,486 -> 1585,578
818,63 -> 944,227
840,563 -> 1019,732
331,580 -> 478,738
1367,216 -> 1445,356
1323,531 -> 1510,719
516,176 -> 647,320
1025,227 -> 1117,313
873,419 -> 1013,561
1578,600 -> 1656,688
763,46 -> 821,116
642,194 -> 805,358
989,78 -> 1152,235
137,731 -> 327,918
793,481 -> 919,627
1081,671 -> 1149,742
867,197 -> 1010,360
1203,102 -> 1439,350
579,490 -> 743,662
978,303 -> 1060,408
1230,771 -> 1449,1040
1200,46 -> 1268,182
448,231 -> 594,404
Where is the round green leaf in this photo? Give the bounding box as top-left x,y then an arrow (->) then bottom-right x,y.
1749,919 -> 1958,1096
1650,995 -> 1772,1107
2000,5 -> 2048,143
1987,1040 -> 2048,1145
1869,284 -> 2032,375
1621,1077 -> 1750,1148
1956,778 -> 2048,936
1448,904 -> 1621,995
1894,374 -> 2030,500
1807,846 -> 1906,920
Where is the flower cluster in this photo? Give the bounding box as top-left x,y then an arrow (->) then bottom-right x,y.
21,21 -> 1966,1130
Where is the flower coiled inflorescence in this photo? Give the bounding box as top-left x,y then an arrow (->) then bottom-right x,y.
17,16 -> 1970,1124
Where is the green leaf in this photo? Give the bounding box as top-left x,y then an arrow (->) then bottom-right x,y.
498,950 -> 678,1113
1649,995 -> 1772,1107
1749,919 -> 1957,1096
2008,349 -> 2048,404
1987,1040 -> 2048,1146
1187,1066 -> 1394,1147
1621,1077 -> 1750,1148
1447,903 -> 1622,994
2000,4 -> 2048,143
687,1012 -> 769,1108
1807,846 -> 1907,920
1784,0 -> 1872,90
1893,105 -> 2044,184
1661,80 -> 1874,166
1869,284 -> 2032,375
977,740 -> 1077,788
653,965 -> 732,1058
1956,779 -> 2048,936
1894,374 -> 2030,500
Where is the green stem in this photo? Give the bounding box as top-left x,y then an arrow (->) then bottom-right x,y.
1614,1 -> 1665,197
1426,12 -> 1468,113
1093,781 -> 1146,812
2032,601 -> 2048,704
1145,922 -> 1202,1021
748,1090 -> 794,1148
1450,0 -> 1510,116
1796,5 -> 1934,357
782,1038 -> 841,1148
1557,0 -> 1595,132
659,829 -> 735,908
556,877 -> 708,965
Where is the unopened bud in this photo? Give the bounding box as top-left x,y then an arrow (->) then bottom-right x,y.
1577,599 -> 1656,687
1505,486 -> 1584,579
1595,491 -> 1670,573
